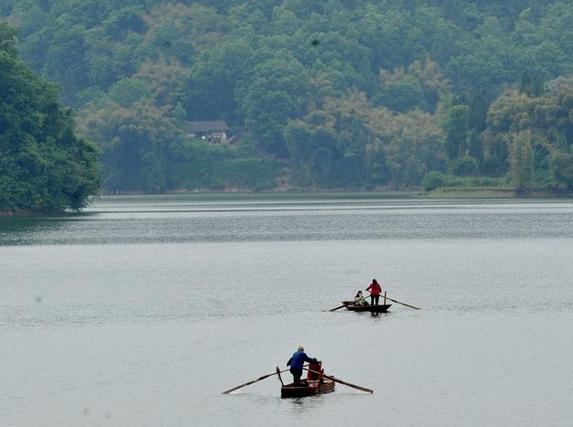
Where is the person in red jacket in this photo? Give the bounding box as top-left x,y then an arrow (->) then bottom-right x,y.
366,278 -> 382,306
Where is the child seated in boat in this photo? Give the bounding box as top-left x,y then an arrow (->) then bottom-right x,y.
354,290 -> 368,306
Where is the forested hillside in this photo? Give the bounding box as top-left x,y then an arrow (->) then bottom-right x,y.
0,22 -> 99,214
2,0 -> 573,193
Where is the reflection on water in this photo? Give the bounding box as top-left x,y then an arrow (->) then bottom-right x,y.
287,394 -> 328,415
0,217 -> 69,245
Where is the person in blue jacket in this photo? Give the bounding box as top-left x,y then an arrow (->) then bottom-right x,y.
287,345 -> 319,384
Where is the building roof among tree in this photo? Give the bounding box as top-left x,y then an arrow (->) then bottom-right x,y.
185,120 -> 229,133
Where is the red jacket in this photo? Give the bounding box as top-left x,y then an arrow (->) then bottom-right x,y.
367,281 -> 382,296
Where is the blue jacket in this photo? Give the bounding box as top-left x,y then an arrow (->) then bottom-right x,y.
287,351 -> 317,372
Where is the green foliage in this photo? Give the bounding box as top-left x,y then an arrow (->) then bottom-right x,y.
185,37 -> 252,121
0,22 -> 16,55
107,77 -> 151,107
450,155 -> 479,177
509,131 -> 534,193
480,77 -> 573,190
422,172 -> 505,192
173,158 -> 284,190
422,171 -> 446,192
368,105 -> 445,189
79,100 -> 182,192
284,92 -> 371,187
443,104 -> 470,161
548,149 -> 573,192
4,1 -> 573,194
1,23 -> 99,213
237,51 -> 310,155
374,59 -> 450,113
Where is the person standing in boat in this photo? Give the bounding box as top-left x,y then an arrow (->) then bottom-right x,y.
366,278 -> 382,306
287,346 -> 318,385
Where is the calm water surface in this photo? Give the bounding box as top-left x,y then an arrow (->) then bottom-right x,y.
1,194 -> 572,426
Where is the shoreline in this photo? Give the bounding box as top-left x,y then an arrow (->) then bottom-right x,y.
99,186 -> 571,199
99,188 -> 422,197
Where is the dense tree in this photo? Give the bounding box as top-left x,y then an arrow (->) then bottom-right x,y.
509,131 -> 534,193
284,92 -> 371,187
238,51 -> 310,155
443,105 -> 470,161
185,37 -> 253,122
375,59 -> 450,113
0,23 -> 99,213
367,106 -> 444,188
482,77 -> 573,190
79,100 -> 181,192
3,0 -> 573,193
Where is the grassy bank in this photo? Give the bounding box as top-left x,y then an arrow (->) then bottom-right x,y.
426,187 -> 573,198
426,187 -> 518,198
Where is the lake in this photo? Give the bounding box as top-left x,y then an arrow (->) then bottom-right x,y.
1,194 -> 572,426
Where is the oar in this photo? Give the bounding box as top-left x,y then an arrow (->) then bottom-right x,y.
223,368 -> 290,394
303,367 -> 373,393
365,292 -> 421,310
385,296 -> 420,310
328,302 -> 348,312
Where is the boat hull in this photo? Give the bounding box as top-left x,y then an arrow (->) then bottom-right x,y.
343,302 -> 392,313
281,379 -> 335,398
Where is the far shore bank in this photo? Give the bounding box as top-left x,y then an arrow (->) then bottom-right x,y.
99,186 -> 571,199
426,187 -> 573,199
99,188 -> 422,197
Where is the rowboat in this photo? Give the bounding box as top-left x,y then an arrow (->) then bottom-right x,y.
279,362 -> 335,398
223,363 -> 373,396
342,301 -> 392,313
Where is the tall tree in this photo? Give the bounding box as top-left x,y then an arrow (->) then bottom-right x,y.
237,51 -> 310,156
443,104 -> 470,161
509,131 -> 534,194
0,23 -> 99,213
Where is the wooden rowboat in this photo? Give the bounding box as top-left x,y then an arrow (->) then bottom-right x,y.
223,364 -> 372,397
281,377 -> 335,398
279,362 -> 335,398
342,301 -> 392,313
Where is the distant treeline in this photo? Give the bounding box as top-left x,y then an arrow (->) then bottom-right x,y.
2,0 -> 573,194
0,23 -> 99,214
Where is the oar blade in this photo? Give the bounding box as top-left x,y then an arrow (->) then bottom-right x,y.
328,304 -> 347,312
222,379 -> 257,394
387,297 -> 421,310
222,369 -> 289,394
326,375 -> 374,393
364,292 -> 421,310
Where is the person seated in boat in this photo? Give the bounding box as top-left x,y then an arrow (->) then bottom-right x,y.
366,278 -> 382,306
353,290 -> 368,306
287,345 -> 319,385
